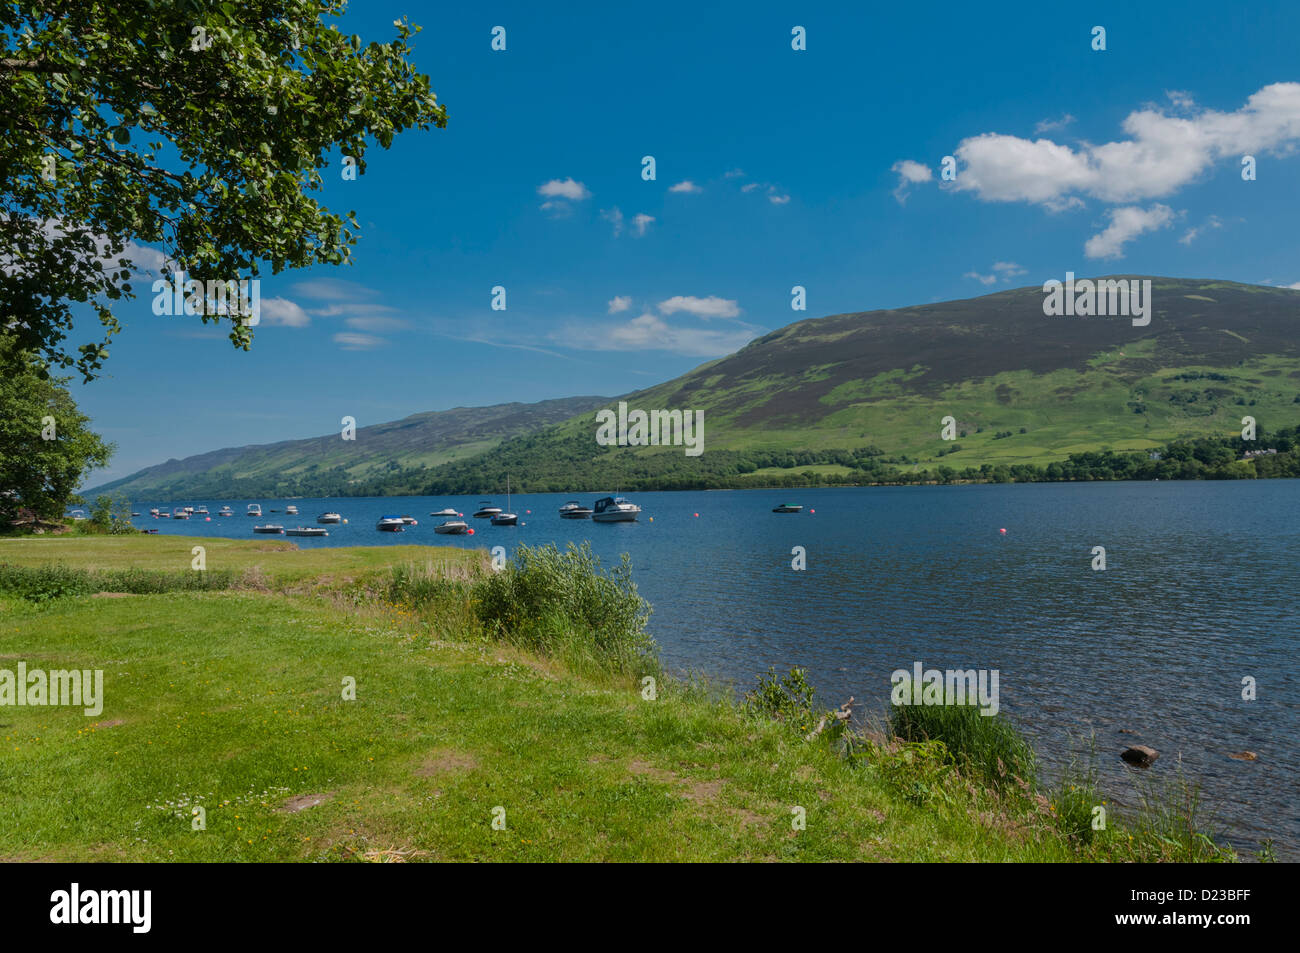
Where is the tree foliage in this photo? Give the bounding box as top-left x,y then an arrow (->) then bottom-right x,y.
0,335 -> 113,524
1,0 -> 446,378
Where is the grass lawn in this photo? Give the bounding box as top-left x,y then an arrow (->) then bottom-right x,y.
0,536 -> 1216,862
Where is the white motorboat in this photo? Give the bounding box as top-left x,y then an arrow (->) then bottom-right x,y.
172,510 -> 190,519
430,508 -> 461,517
434,520 -> 469,535
285,505 -> 299,516
592,496 -> 640,522
285,526 -> 328,537
377,516 -> 405,532
399,515 -> 418,525
472,501 -> 501,518
218,506 -> 234,517
247,504 -> 262,518
195,506 -> 209,515
559,500 -> 593,519
253,524 -> 285,534
317,512 -> 342,524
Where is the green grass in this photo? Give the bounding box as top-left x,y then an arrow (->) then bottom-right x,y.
0,537 -> 1234,862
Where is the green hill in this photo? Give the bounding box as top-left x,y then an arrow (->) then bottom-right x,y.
92,277 -> 1300,499
86,396 -> 610,499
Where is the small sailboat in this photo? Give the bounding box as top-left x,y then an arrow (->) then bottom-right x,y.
317,512 -> 342,524
491,478 -> 518,526
376,516 -> 405,532
434,519 -> 469,535
559,500 -> 593,519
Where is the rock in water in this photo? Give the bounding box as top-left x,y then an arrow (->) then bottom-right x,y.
1121,745 -> 1159,767
1228,751 -> 1258,761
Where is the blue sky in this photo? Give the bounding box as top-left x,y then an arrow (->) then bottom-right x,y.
76,0 -> 1300,482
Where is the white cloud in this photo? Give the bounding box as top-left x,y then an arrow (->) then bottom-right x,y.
1034,113 -> 1076,134
669,180 -> 703,193
631,213 -> 654,236
601,207 -> 624,236
1179,214 -> 1223,245
767,189 -> 791,205
890,159 -> 933,203
657,295 -> 741,319
332,332 -> 386,351
537,177 -> 591,201
260,296 -> 311,327
607,295 -> 632,314
1084,204 -> 1175,259
950,83 -> 1300,207
559,312 -> 760,357
741,182 -> 760,193
964,261 -> 1026,286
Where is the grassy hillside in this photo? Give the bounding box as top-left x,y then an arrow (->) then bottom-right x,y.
411,277 -> 1300,492
89,277 -> 1300,498
0,536 -> 1231,861
86,396 -> 609,499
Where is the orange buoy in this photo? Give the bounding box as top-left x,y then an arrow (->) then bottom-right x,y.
467,528 -> 475,535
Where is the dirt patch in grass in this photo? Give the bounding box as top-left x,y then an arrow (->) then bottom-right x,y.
278,792 -> 335,814
415,749 -> 479,778
627,758 -> 767,829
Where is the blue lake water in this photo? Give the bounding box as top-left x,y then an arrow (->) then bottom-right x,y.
125,480 -> 1299,858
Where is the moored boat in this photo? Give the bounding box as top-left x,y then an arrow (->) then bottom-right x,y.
218,506 -> 234,517
592,496 -> 640,522
430,507 -> 461,517
377,516 -> 405,532
491,478 -> 518,525
317,512 -> 342,524
253,524 -> 285,534
771,503 -> 803,513
559,500 -> 593,519
172,510 -> 190,519
434,519 -> 469,535
285,505 -> 299,516
285,526 -> 328,537
247,504 -> 262,518
399,515 -> 418,526
472,501 -> 501,518
195,506 -> 209,515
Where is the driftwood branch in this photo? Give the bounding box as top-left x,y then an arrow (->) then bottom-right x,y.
805,697 -> 854,741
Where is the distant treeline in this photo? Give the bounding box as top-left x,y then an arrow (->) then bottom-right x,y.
121,426 -> 1300,500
